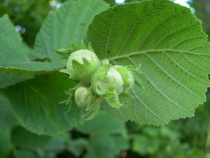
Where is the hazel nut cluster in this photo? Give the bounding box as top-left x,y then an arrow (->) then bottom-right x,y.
60,49 -> 135,119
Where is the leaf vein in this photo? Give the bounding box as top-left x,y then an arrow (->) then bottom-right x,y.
116,18 -> 139,56
154,24 -> 198,49
137,10 -> 185,51
90,25 -> 109,38
180,52 -> 209,72
105,11 -> 114,58
144,74 -> 191,116
133,95 -> 141,123
164,52 -> 207,84
96,16 -> 110,28
109,49 -> 210,61
172,36 -> 205,49
189,45 -> 210,52
131,88 -> 163,124
145,53 -> 203,100
128,56 -> 192,115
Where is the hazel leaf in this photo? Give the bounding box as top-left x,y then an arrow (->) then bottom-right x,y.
86,0 -> 210,125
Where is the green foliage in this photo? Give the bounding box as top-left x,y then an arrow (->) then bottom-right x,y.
0,15 -> 32,87
0,0 -> 209,157
0,94 -> 18,129
11,126 -> 51,148
0,72 -> 32,88
76,111 -> 126,135
0,129 -> 13,158
0,34 -> 63,74
84,135 -> 129,158
34,0 -> 109,60
3,73 -> 81,135
0,15 -> 22,44
0,14 -> 63,75
13,150 -> 38,158
0,0 -> 58,46
86,0 -> 210,125
75,112 -> 129,158
132,134 -> 159,155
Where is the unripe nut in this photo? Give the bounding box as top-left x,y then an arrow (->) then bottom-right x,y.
75,86 -> 94,108
91,67 -> 124,96
63,50 -> 101,84
112,65 -> 135,90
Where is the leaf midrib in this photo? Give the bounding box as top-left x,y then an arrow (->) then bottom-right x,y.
108,48 -> 210,61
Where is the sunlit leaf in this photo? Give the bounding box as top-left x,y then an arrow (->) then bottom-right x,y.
86,0 -> 210,125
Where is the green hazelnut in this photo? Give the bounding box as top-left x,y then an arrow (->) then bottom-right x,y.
60,49 -> 101,84
91,60 -> 124,108
112,65 -> 135,90
74,86 -> 95,108
91,60 -> 124,96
